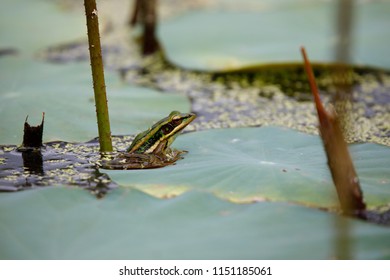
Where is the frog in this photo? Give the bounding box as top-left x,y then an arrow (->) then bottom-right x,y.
101,111 -> 196,169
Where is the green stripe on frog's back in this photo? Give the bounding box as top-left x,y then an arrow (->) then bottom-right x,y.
126,111 -> 196,154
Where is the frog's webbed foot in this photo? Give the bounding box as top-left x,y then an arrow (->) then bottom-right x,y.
165,148 -> 187,160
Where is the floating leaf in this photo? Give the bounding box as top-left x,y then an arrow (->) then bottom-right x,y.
0,186 -> 389,259
159,1 -> 390,70
0,0 -> 85,53
0,58 -> 190,144
104,127 -> 390,209
0,0 -> 389,261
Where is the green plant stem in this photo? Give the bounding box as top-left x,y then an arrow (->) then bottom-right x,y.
84,0 -> 113,152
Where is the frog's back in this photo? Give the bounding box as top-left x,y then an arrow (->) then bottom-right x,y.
126,129 -> 151,153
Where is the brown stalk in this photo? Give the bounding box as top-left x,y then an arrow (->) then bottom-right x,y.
300,47 -> 366,216
129,0 -> 159,55
21,113 -> 45,149
129,0 -> 141,26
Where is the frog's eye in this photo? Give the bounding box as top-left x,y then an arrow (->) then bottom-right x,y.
161,124 -> 174,135
171,117 -> 182,127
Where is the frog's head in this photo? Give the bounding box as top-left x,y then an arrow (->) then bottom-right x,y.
127,111 -> 196,154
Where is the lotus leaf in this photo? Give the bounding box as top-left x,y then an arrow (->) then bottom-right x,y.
104,127 -> 390,209
0,186 -> 389,259
159,1 -> 390,70
0,58 -> 190,144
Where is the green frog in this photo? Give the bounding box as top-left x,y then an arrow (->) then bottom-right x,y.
101,111 -> 196,169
